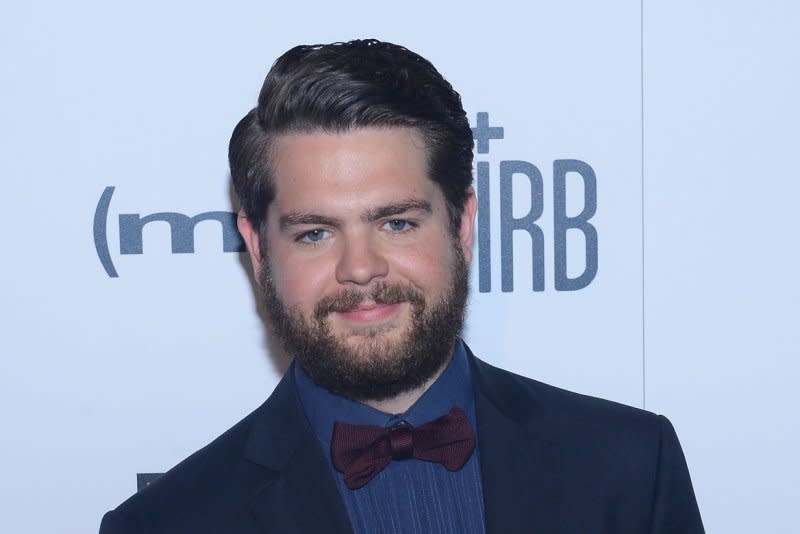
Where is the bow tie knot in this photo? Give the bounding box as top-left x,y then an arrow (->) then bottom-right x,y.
331,406 -> 476,489
388,424 -> 414,460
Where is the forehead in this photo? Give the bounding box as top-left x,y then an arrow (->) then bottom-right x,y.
269,127 -> 440,211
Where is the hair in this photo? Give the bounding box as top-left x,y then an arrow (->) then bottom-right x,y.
228,39 -> 474,242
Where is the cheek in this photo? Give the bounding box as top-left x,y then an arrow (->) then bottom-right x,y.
391,241 -> 455,289
267,246 -> 334,309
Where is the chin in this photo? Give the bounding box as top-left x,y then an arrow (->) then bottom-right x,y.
330,308 -> 412,337
334,325 -> 410,352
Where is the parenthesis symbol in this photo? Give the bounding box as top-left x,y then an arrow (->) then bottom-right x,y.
94,186 -> 119,278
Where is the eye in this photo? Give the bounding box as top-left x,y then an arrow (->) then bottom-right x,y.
384,219 -> 411,232
299,229 -> 329,243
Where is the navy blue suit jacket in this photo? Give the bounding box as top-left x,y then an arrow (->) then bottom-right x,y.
101,349 -> 704,533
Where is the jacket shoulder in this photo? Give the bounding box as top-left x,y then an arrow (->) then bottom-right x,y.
471,355 -> 668,448
100,400 -> 270,533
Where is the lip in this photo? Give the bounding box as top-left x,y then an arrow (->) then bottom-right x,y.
336,302 -> 403,324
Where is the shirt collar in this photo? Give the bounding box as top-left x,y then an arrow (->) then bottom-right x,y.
294,339 -> 475,448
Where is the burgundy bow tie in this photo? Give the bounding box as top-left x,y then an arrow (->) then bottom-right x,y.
330,406 -> 476,490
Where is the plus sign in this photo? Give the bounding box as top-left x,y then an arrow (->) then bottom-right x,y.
471,112 -> 504,154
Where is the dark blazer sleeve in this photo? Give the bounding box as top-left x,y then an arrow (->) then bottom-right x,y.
649,416 -> 704,533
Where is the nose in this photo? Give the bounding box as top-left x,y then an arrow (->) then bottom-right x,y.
335,233 -> 389,286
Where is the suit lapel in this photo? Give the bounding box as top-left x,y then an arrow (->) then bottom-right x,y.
470,353 -> 568,534
243,367 -> 353,534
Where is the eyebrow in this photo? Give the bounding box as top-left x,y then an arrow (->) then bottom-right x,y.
279,213 -> 342,231
278,198 -> 433,231
362,199 -> 432,222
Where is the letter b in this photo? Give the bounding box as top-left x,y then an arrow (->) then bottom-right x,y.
553,159 -> 598,291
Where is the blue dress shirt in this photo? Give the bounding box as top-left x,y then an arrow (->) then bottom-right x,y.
294,339 -> 486,534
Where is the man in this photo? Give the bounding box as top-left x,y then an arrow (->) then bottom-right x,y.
101,39 -> 703,533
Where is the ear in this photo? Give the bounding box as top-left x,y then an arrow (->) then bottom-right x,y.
457,187 -> 478,266
237,211 -> 263,276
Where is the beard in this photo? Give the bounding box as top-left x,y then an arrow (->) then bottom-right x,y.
259,243 -> 469,402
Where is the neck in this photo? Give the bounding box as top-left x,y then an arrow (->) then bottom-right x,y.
361,352 -> 454,414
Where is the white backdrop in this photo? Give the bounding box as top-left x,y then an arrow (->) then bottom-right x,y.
1,1 -> 797,532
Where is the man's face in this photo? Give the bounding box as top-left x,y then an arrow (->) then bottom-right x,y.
239,127 -> 476,401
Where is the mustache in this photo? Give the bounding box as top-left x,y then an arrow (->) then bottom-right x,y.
313,282 -> 425,320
